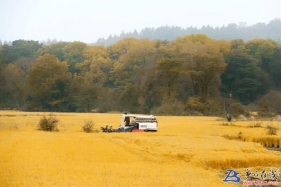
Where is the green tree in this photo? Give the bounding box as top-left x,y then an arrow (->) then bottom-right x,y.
1,40 -> 42,63
63,41 -> 88,73
0,57 -> 34,109
268,47 -> 281,90
36,42 -> 69,61
0,64 -> 13,108
26,54 -> 71,111
70,75 -> 95,112
2,63 -> 26,109
221,46 -> 265,104
245,38 -> 278,71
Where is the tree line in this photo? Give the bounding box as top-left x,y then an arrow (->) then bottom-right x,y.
96,18 -> 281,46
0,35 -> 281,116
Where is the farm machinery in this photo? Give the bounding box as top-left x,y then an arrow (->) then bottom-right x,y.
101,113 -> 158,133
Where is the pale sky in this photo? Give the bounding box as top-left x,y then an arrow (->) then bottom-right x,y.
0,0 -> 281,43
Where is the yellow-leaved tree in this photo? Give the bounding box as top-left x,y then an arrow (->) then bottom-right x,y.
73,45 -> 113,112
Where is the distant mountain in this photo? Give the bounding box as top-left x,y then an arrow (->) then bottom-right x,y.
95,18 -> 281,46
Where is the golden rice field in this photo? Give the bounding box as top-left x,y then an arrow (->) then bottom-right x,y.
0,110 -> 281,187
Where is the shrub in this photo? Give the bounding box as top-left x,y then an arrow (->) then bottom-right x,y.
248,122 -> 262,128
187,97 -> 224,116
151,96 -> 187,116
37,115 -> 59,132
257,90 -> 281,116
238,131 -> 243,139
221,122 -> 229,126
231,103 -> 246,117
187,97 -> 206,113
82,120 -> 99,133
238,114 -> 247,121
266,125 -> 278,135
220,122 -> 235,126
222,131 -> 243,140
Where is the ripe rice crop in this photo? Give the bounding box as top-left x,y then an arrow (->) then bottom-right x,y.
0,111 -> 281,187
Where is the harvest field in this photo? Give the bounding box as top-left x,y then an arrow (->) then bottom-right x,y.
0,111 -> 281,187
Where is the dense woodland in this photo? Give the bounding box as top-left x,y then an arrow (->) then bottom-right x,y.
96,18 -> 281,46
1,34 -> 281,116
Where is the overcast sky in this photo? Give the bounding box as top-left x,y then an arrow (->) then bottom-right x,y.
0,0 -> 281,43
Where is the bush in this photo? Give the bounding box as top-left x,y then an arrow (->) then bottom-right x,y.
82,120 -> 99,133
187,97 -> 206,113
151,96 -> 187,116
187,97 -> 224,116
221,122 -> 229,126
37,115 -> 59,132
257,90 -> 281,116
248,122 -> 262,128
266,125 -> 278,135
220,122 -> 235,126
231,103 -> 246,117
222,131 -> 243,140
238,131 -> 243,139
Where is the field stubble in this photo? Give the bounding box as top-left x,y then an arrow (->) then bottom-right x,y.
0,111 -> 281,187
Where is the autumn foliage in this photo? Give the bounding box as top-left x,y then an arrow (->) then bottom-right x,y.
1,36 -> 281,116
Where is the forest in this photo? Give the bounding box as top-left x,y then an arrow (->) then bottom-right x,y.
96,18 -> 281,46
0,34 -> 281,116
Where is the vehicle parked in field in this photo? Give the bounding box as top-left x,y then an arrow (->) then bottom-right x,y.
101,113 -> 158,132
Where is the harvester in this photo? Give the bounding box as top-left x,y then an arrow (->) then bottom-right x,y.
101,113 -> 158,133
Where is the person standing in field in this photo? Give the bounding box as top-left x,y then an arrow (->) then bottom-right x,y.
124,116 -> 130,126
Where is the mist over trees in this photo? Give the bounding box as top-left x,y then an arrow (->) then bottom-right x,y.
96,18 -> 281,46
1,21 -> 281,116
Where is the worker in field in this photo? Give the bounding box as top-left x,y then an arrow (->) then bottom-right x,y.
124,116 -> 130,126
